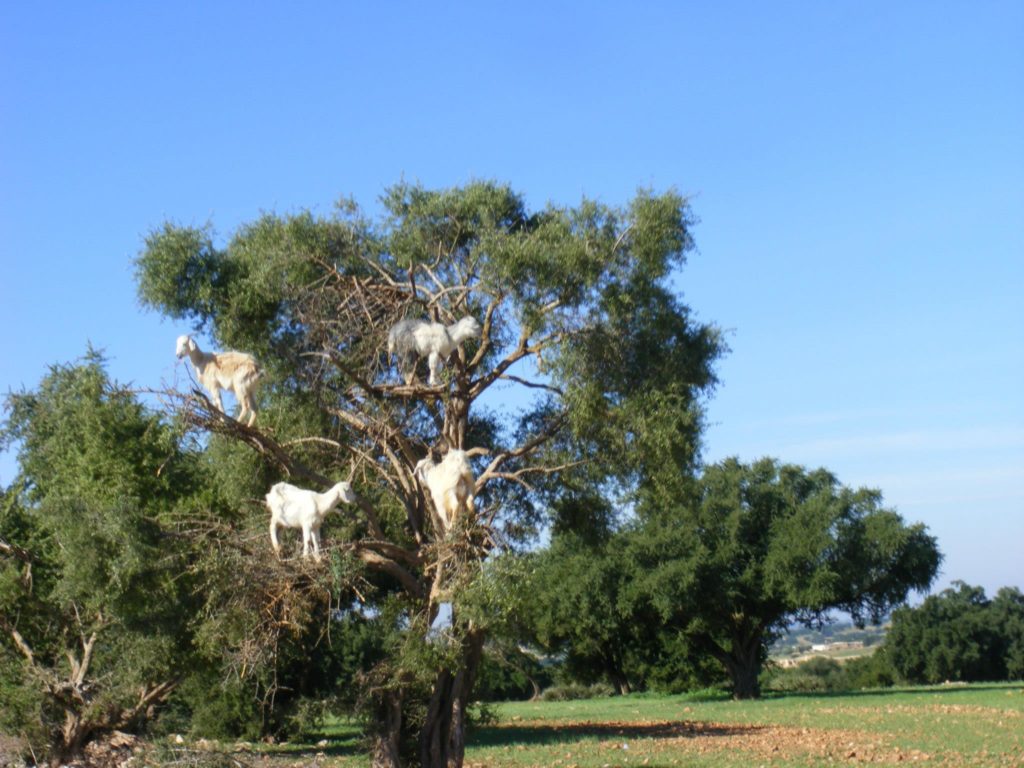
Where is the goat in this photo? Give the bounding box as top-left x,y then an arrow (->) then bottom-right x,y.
414,449 -> 476,532
175,335 -> 262,426
265,480 -> 357,561
387,315 -> 482,386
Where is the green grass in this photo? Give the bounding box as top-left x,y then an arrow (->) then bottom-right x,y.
188,683 -> 1024,767
470,684 -> 1024,766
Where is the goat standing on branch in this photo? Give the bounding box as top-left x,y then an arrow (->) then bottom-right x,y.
387,316 -> 482,386
266,481 -> 357,561
175,334 -> 262,426
414,449 -> 477,532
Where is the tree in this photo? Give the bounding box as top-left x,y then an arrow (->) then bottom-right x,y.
887,582 -> 1024,683
991,587 -> 1024,680
0,353 -> 202,764
631,457 -> 940,699
528,532 -> 648,695
134,182 -> 722,767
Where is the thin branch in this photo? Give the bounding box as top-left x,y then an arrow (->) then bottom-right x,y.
612,223 -> 633,252
281,436 -> 346,450
0,537 -> 32,565
477,414 -> 569,487
478,460 -> 584,488
467,295 -> 503,370
497,374 -> 563,395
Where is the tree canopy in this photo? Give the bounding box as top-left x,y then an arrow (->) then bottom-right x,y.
0,179 -> 950,766
887,582 -> 1024,684
529,457 -> 942,699
0,352 -> 202,764
131,181 -> 723,767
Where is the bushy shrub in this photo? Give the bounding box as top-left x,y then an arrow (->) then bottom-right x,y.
538,682 -> 615,702
765,657 -> 843,693
841,650 -> 896,689
764,649 -> 896,693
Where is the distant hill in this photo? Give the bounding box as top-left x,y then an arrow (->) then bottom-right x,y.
770,620 -> 888,665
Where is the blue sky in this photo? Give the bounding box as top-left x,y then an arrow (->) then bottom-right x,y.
2,2 -> 1021,597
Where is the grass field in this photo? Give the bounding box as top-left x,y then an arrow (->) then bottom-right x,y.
166,683 -> 1024,767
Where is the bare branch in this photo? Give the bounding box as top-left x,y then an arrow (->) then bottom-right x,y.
281,436 -> 346,450
497,374 -> 563,395
0,537 -> 32,564
354,548 -> 425,599
612,222 -> 633,252
477,413 -> 569,488
478,460 -> 584,488
1,618 -> 35,665
467,295 -> 503,370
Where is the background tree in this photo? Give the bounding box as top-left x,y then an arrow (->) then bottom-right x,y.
547,457 -> 939,700
0,353 -> 202,765
134,181 -> 722,767
886,582 -> 1024,683
528,532 -> 647,695
526,521 -> 727,696
991,587 -> 1024,680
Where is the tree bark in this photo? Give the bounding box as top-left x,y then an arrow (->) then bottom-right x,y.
724,633 -> 764,700
419,629 -> 485,768
370,689 -> 403,768
610,672 -> 632,696
52,711 -> 90,767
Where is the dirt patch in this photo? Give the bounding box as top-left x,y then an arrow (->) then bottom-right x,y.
491,718 -> 946,765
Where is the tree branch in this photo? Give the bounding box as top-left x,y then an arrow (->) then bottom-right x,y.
354,548 -> 425,599
1,617 -> 35,665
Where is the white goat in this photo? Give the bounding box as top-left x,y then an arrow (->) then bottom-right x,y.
265,481 -> 357,561
175,335 -> 262,426
387,316 -> 482,386
414,450 -> 476,532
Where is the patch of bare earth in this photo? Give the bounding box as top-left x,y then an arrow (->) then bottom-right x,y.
487,718 -> 1021,766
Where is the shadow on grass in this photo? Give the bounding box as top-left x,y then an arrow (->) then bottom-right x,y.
470,719 -> 765,749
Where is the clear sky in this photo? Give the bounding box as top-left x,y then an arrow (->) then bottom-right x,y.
2,2 -> 1021,597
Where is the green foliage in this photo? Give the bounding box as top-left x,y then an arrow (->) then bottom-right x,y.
886,582 -> 1024,684
525,458 -> 941,701
0,353 -> 204,761
660,458 -> 940,698
537,682 -> 615,702
526,533 -> 648,695
131,180 -> 725,766
472,646 -> 552,703
763,654 -> 896,694
840,649 -> 897,689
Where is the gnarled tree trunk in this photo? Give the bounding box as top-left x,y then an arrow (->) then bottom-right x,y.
419,629 -> 485,768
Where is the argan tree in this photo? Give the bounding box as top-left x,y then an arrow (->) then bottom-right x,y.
135,181 -> 721,767
0,353 -> 201,765
887,582 -> 1024,684
637,457 -> 942,699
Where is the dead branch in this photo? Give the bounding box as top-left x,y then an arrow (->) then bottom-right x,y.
1,617 -> 36,665
497,373 -> 563,395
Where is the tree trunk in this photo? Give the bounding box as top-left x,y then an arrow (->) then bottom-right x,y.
724,633 -> 764,700
610,672 -> 632,696
419,629 -> 485,768
370,689 -> 404,768
51,709 -> 91,767
528,674 -> 542,701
